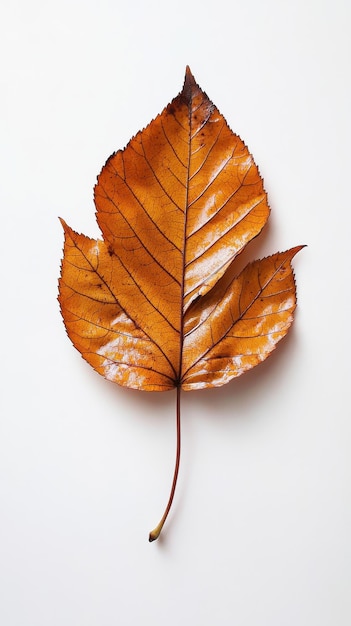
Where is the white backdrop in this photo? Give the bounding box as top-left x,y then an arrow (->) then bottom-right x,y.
1,1 -> 350,625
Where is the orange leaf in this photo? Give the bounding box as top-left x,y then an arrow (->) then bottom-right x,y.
59,67 -> 303,540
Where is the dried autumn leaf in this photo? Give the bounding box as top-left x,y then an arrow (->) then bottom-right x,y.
59,67 -> 303,541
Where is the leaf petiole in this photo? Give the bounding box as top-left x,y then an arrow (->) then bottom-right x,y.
149,385 -> 181,542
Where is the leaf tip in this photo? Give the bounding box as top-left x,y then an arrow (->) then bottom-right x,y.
58,216 -> 69,232
182,65 -> 200,101
290,244 -> 307,259
185,64 -> 194,79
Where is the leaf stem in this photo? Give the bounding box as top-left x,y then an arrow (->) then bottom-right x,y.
149,386 -> 181,542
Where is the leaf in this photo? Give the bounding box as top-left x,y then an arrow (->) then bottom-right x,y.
59,67 -> 303,541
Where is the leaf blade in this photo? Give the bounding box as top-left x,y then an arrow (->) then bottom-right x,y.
59,68 -> 302,392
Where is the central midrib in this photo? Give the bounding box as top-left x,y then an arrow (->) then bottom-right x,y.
177,92 -> 194,387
